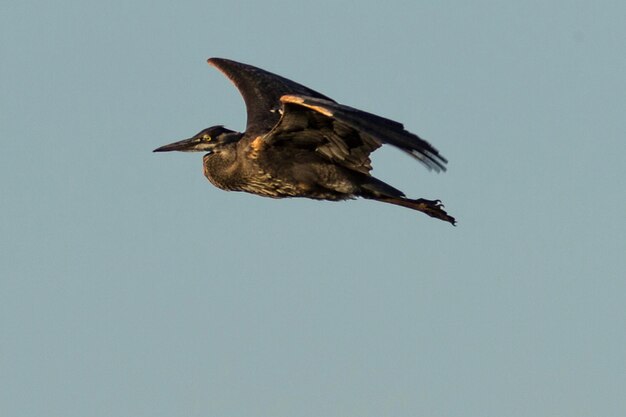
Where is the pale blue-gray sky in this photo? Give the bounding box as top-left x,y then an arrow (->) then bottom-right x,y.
1,1 -> 625,416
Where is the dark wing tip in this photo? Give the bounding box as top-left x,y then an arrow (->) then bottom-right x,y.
410,146 -> 448,172
206,57 -> 245,80
207,57 -> 232,69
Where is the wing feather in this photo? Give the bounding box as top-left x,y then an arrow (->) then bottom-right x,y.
207,58 -> 333,136
264,95 -> 448,173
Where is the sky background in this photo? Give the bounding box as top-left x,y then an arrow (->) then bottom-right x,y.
1,1 -> 625,416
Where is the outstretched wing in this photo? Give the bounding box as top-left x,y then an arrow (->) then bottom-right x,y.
208,58 -> 334,137
263,95 -> 448,174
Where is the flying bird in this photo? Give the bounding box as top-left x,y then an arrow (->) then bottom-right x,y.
154,58 -> 455,225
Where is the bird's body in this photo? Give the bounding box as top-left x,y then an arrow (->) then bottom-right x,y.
155,58 -> 456,224
203,136 -> 371,200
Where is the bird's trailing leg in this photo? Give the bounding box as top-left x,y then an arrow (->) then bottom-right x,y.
373,196 -> 456,225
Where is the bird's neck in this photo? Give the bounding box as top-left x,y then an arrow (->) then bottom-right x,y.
202,144 -> 241,191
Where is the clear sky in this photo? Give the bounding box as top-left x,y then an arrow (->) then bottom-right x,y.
1,1 -> 625,416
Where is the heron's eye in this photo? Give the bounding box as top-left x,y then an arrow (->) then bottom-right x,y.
202,133 -> 212,141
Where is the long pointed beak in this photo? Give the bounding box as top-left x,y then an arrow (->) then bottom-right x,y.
153,137 -> 196,152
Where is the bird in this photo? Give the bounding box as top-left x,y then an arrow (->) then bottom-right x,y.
154,58 -> 456,225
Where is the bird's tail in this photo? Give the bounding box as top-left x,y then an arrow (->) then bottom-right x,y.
368,195 -> 456,225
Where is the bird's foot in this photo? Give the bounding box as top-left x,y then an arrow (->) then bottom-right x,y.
413,199 -> 456,226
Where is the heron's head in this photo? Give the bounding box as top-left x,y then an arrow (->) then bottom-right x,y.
153,126 -> 241,154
